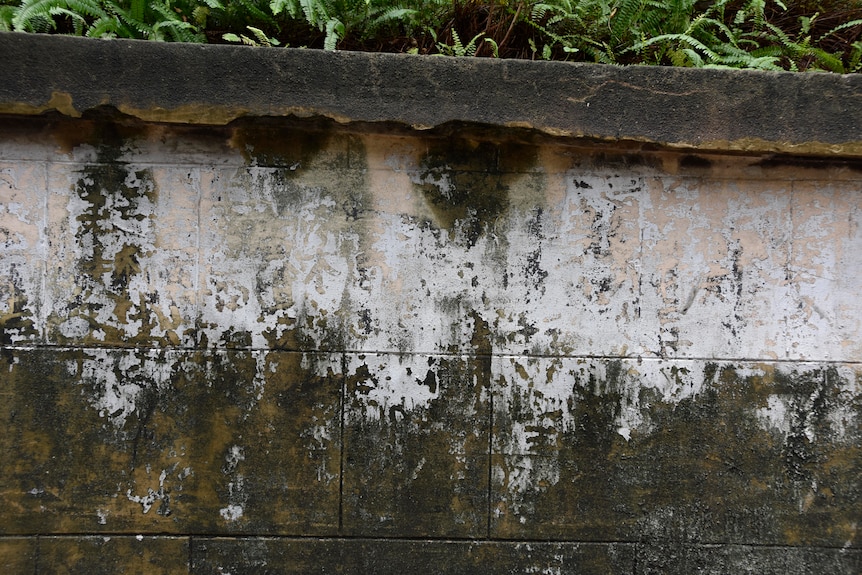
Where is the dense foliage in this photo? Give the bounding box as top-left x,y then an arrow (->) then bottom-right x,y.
2,0 -> 861,71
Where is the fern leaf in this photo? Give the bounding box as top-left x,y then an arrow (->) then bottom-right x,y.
13,0 -> 67,31
610,0 -> 642,43
819,18 -> 862,42
0,5 -> 15,31
484,37 -> 500,57
464,31 -> 484,56
192,5 -> 209,25
681,47 -> 704,65
848,41 -> 862,72
369,7 -> 416,32
323,17 -> 343,50
247,25 -> 279,46
86,15 -> 121,37
48,6 -> 87,34
130,0 -> 143,23
451,28 -> 463,54
810,47 -> 845,72
63,0 -> 106,20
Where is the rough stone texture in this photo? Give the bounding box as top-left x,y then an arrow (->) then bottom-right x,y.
1,34 -> 861,573
3,33 -> 862,156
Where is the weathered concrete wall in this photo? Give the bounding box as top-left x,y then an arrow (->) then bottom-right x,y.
1,33 -> 861,574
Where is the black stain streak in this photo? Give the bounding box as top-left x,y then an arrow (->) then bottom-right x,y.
524,208 -> 548,299
417,369 -> 437,394
359,308 -> 373,334
516,314 -> 539,342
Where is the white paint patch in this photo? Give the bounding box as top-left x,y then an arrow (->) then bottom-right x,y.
225,445 -> 245,471
347,354 -> 442,421
70,348 -> 175,430
126,466 -> 172,515
220,445 -> 248,523
219,504 -> 244,522
755,395 -> 791,437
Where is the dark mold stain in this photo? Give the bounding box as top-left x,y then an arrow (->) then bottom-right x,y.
0,263 -> 37,345
523,208 -> 548,299
679,155 -> 713,170
414,138 -> 512,248
756,154 -> 862,172
343,354 -> 490,537
229,120 -> 337,169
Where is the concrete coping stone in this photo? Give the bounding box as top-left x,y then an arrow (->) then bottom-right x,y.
1,32 -> 862,157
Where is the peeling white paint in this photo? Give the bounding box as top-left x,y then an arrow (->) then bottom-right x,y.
70,348 -> 174,429
225,445 -> 245,471
220,503 -> 244,522
347,354 -> 442,421
220,444 -> 248,523
755,395 -> 791,437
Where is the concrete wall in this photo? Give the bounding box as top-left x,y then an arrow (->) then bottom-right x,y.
0,34 -> 861,573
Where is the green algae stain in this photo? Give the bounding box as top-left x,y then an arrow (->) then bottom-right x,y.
0,347 -> 342,534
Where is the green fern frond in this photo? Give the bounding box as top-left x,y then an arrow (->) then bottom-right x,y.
191,5 -> 209,25
531,4 -> 549,22
0,5 -> 14,31
49,5 -> 87,33
247,24 -> 279,46
451,28 -> 464,53
60,0 -> 105,19
86,14 -> 122,37
819,18 -> 862,42
610,0 -> 642,42
681,46 -> 704,65
484,37 -> 499,57
809,47 -> 845,72
12,0 -> 85,31
323,17 -> 343,49
370,7 -> 416,24
847,41 -> 862,72
111,1 -> 153,38
129,0 -> 143,22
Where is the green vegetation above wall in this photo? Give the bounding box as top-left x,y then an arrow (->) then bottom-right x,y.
1,0 -> 861,71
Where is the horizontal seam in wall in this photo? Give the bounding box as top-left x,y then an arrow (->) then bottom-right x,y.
4,533 -> 858,552
1,344 -> 859,366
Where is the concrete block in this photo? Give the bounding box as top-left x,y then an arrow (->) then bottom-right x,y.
37,536 -> 189,575
636,543 -> 862,575
490,357 -> 862,546
342,353 -> 490,537
0,537 -> 37,573
0,348 -> 341,535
